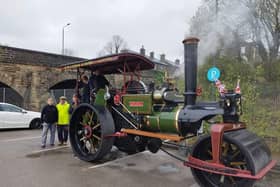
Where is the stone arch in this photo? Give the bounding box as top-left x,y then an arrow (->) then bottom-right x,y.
49,79 -> 76,103
0,82 -> 24,107
47,71 -> 76,91
0,71 -> 23,97
49,79 -> 77,90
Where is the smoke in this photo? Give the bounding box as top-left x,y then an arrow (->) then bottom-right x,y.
186,0 -> 251,65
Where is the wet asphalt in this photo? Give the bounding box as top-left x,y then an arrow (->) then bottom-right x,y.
0,129 -> 197,187
0,129 -> 279,187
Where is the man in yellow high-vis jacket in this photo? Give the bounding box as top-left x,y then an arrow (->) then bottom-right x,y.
56,96 -> 70,145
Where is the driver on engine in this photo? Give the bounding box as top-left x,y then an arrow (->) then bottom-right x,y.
89,69 -> 110,105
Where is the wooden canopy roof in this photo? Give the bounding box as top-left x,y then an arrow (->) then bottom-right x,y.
60,52 -> 155,74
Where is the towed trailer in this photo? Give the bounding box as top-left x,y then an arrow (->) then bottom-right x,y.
60,37 -> 276,187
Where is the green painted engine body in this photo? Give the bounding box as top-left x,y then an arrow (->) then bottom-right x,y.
122,94 -> 153,114
94,89 -> 106,106
142,110 -> 180,134
122,94 -> 181,134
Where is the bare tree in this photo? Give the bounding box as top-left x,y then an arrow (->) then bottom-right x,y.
190,0 -> 280,64
99,35 -> 127,56
189,0 -> 250,61
245,0 -> 280,62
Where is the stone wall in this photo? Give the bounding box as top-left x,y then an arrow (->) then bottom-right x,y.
0,45 -> 84,67
0,45 -> 84,111
0,62 -> 76,111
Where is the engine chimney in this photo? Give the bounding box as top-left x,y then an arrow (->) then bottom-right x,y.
182,37 -> 199,106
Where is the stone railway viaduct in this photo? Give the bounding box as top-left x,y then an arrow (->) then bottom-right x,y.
0,45 -> 178,111
0,45 -> 84,111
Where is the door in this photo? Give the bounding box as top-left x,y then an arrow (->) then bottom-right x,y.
0,104 -> 30,128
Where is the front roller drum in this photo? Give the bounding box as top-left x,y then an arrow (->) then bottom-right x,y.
69,104 -> 115,162
190,129 -> 272,187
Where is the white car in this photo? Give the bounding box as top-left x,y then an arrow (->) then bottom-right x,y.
0,103 -> 41,129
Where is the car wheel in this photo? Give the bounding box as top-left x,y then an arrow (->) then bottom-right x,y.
30,118 -> 42,129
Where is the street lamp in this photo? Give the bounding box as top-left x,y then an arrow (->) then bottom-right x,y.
62,23 -> 71,55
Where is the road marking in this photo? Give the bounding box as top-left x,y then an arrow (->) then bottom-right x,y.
26,145 -> 70,158
1,136 -> 41,143
190,184 -> 199,187
29,145 -> 70,154
85,151 -> 148,170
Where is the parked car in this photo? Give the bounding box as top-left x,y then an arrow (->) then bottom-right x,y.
0,103 -> 41,129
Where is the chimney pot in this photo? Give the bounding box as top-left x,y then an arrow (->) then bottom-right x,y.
160,54 -> 165,62
150,51 -> 154,59
140,45 -> 145,56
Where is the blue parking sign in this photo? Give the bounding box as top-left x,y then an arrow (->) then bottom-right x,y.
207,67 -> 220,82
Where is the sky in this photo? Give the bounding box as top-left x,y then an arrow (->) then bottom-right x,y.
0,0 -> 201,61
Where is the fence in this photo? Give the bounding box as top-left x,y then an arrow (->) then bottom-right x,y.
0,87 -> 23,107
50,89 -> 75,104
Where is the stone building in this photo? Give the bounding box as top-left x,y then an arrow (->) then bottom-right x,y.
113,47 -> 180,87
126,46 -> 180,75
0,45 -> 178,111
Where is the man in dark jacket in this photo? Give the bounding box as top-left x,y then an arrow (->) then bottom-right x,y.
41,98 -> 58,148
78,74 -> 90,103
93,69 -> 110,91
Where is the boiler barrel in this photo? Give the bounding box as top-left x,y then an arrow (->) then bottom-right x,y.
143,110 -> 181,134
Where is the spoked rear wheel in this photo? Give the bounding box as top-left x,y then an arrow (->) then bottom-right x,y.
191,132 -> 255,187
69,104 -> 115,162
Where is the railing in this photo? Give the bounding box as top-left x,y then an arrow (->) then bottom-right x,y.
50,89 -> 75,104
0,87 -> 23,107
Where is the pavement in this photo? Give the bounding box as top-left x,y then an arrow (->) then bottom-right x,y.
0,129 -> 279,187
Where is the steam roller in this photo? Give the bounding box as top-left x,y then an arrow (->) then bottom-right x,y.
64,36 -> 276,187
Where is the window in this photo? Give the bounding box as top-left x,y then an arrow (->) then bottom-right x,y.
1,104 -> 23,113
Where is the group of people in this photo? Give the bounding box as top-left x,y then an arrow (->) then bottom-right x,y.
40,69 -> 109,148
40,95 -> 79,148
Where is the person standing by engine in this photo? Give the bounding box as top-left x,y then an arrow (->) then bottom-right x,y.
41,98 -> 58,148
89,71 -> 96,91
69,94 -> 80,114
93,69 -> 110,91
56,96 -> 70,146
91,69 -> 110,106
79,74 -> 90,103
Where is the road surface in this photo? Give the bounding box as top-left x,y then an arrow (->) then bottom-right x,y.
0,129 -> 279,187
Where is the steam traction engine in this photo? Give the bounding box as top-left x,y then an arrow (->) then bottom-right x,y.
61,37 -> 276,187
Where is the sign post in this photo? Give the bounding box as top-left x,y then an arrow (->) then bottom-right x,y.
207,67 -> 221,100
207,67 -> 221,82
